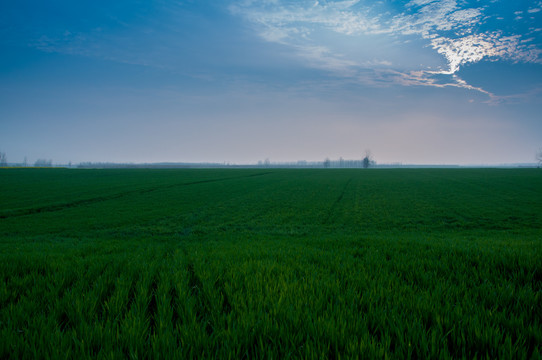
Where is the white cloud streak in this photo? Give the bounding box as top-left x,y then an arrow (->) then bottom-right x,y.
430,32 -> 542,74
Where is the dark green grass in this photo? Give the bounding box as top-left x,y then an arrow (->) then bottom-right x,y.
0,168 -> 541,359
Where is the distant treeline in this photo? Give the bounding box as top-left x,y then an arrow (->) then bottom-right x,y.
75,159 -> 377,169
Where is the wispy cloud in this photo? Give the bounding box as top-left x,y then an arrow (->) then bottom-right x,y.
391,0 -> 482,37
230,0 -> 381,40
29,30 -> 157,68
20,0 -> 542,102
231,0 -> 542,101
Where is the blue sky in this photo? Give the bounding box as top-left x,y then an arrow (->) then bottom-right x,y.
1,0 -> 541,165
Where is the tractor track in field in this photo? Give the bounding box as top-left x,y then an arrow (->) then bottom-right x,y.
0,172 -> 273,219
324,177 -> 353,224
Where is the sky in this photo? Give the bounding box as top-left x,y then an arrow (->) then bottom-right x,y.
1,0 -> 541,165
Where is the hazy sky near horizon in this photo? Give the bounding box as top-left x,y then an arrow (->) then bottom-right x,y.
1,0 -> 541,165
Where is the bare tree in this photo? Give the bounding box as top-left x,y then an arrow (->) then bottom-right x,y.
537,148 -> 542,168
362,150 -> 373,169
0,152 -> 7,167
323,158 -> 331,168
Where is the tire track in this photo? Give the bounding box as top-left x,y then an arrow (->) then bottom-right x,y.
324,177 -> 353,224
0,172 -> 273,219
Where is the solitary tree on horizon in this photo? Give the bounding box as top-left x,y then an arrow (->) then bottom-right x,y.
362,150 -> 373,169
537,148 -> 542,168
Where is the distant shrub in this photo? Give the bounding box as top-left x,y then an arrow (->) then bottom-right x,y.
34,159 -> 53,167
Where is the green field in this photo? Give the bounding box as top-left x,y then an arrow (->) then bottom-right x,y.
1,168 -> 541,359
